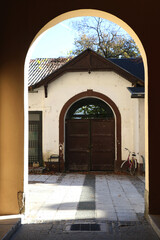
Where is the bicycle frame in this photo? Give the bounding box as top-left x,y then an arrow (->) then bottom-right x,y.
121,148 -> 137,175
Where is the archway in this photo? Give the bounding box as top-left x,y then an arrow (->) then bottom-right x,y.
24,8 -> 148,217
4,4 -> 160,238
26,9 -> 147,188
59,90 -> 121,172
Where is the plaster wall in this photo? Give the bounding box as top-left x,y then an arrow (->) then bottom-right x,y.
29,71 -> 144,163
139,99 -> 145,160
0,64 -> 24,215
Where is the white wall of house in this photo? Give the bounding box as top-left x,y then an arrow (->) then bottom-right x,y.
139,98 -> 145,162
28,71 -> 145,163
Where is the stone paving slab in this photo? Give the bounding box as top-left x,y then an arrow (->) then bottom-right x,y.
10,219 -> 160,240
148,215 -> 160,239
2,174 -> 160,240
9,173 -> 160,240
96,174 -> 144,221
25,174 -> 85,223
25,173 -> 145,223
0,218 -> 21,240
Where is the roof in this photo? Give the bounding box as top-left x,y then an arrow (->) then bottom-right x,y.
28,49 -> 144,90
28,57 -> 72,87
109,58 -> 144,81
127,87 -> 144,98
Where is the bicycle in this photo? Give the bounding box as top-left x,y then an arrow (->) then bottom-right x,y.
137,153 -> 145,173
120,148 -> 137,175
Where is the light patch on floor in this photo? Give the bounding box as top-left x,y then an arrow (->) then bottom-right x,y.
24,174 -> 145,224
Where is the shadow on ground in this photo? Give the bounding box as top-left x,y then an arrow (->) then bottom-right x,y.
10,218 -> 159,240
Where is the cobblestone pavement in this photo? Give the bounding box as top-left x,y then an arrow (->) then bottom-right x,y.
10,173 -> 159,240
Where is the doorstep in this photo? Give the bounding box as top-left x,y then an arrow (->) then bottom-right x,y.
148,214 -> 160,238
0,218 -> 21,240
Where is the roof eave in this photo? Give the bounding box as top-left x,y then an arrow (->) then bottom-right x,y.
30,49 -> 144,89
131,94 -> 145,98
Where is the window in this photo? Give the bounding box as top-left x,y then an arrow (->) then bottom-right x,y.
29,111 -> 42,166
66,98 -> 114,119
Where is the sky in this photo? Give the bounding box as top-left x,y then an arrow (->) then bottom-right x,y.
30,17 -> 129,59
31,18 -> 81,59
31,20 -> 76,58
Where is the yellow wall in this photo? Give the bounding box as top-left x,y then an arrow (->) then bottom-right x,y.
0,64 -> 24,214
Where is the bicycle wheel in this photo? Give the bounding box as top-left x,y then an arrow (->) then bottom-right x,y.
120,160 -> 128,169
129,161 -> 136,175
120,160 -> 130,173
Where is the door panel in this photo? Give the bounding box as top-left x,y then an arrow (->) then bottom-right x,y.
91,119 -> 115,170
66,119 -> 115,171
66,120 -> 90,171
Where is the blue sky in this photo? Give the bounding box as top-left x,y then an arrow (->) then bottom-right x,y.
31,17 -> 129,59
31,18 -> 80,59
31,24 -> 74,58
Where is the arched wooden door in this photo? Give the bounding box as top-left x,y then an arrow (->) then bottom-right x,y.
65,98 -> 115,171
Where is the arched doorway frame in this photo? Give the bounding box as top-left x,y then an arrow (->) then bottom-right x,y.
26,9 -> 148,175
25,8 -> 148,213
59,90 -> 121,172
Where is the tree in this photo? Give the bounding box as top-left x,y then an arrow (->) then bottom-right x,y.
70,17 -> 140,58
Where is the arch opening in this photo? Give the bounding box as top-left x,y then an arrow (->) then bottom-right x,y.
65,97 -> 115,171
59,90 -> 121,172
66,97 -> 114,120
25,8 -> 148,216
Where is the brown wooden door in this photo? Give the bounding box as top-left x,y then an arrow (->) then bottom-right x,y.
66,120 -> 90,171
91,119 -> 115,171
66,119 -> 115,171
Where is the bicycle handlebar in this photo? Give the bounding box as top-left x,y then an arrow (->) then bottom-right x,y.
125,148 -> 136,156
125,148 -> 131,153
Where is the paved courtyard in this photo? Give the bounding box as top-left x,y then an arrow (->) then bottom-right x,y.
10,173 -> 159,240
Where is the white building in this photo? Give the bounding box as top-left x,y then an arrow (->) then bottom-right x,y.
28,49 -> 145,172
